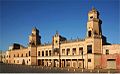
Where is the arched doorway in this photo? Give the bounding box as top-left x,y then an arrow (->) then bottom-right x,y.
22,59 -> 25,65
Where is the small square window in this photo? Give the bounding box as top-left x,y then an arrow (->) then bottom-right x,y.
88,59 -> 91,62
106,49 -> 109,55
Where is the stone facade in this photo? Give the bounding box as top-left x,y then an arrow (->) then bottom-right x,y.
5,7 -> 120,69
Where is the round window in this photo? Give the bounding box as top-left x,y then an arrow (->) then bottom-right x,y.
56,40 -> 58,43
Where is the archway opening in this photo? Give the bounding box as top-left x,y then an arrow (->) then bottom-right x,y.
88,31 -> 92,37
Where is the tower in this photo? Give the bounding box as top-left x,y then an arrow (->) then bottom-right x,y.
28,27 -> 41,65
52,31 -> 66,50
52,31 -> 66,67
87,7 -> 102,38
53,31 -> 60,49
29,27 -> 41,46
85,7 -> 103,69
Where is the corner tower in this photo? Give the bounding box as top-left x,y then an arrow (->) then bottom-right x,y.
87,7 -> 102,38
85,7 -> 103,69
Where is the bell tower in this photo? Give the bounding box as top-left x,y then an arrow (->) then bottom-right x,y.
29,27 -> 41,46
28,27 -> 41,65
87,7 -> 102,38
85,7 -> 103,69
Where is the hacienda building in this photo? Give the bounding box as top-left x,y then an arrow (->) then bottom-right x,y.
5,7 -> 120,69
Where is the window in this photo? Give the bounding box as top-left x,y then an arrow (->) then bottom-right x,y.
66,61 -> 70,67
14,60 -> 15,63
38,51 -> 40,56
88,31 -> 92,37
67,48 -> 70,55
14,54 -> 15,57
29,51 -> 30,56
79,47 -> 83,55
62,49 -> 65,55
42,51 -> 44,56
21,54 -> 23,57
49,50 -> 51,56
55,40 -> 58,43
29,59 -> 30,61
27,61 -> 28,64
88,59 -> 91,62
17,54 -> 19,57
17,60 -> 19,63
72,48 -> 76,55
87,45 -> 92,53
90,16 -> 93,19
106,49 -> 109,55
4,55 -> 5,58
9,55 -> 10,58
107,59 -> 115,61
26,53 -> 28,57
46,51 -> 48,56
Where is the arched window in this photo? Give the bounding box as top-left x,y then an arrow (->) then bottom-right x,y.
29,51 -> 30,56
21,54 -> 23,57
38,51 -> 40,56
22,59 -> 25,65
27,60 -> 28,64
88,31 -> 92,37
26,53 -> 28,57
42,51 -> 44,56
17,54 -> 19,57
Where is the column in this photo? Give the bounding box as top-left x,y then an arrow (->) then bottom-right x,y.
70,59 -> 72,67
48,50 -> 49,56
65,49 -> 67,55
44,59 -> 45,66
65,59 -> 67,67
59,59 -> 61,67
70,48 -> 72,55
52,59 -> 54,67
44,50 -> 46,56
77,59 -> 78,68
